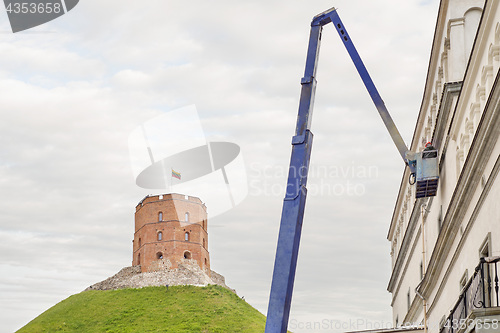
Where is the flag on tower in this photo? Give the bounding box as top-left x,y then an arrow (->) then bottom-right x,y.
172,169 -> 181,180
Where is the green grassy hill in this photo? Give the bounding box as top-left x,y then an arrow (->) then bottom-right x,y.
17,285 -> 267,333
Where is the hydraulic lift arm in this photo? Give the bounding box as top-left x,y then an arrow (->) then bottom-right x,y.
265,7 -> 438,333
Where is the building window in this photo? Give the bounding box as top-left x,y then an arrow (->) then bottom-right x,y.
479,233 -> 491,258
159,212 -> 163,221
460,270 -> 468,292
439,316 -> 446,331
479,235 -> 493,307
185,212 -> 189,222
464,8 -> 482,59
156,252 -> 163,260
407,289 -> 411,312
185,232 -> 190,241
203,238 -> 205,248
137,253 -> 141,265
158,232 -> 162,241
437,205 -> 443,232
205,258 -> 208,267
138,238 -> 141,247
184,251 -> 191,259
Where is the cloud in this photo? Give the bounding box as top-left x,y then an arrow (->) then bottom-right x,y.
0,0 -> 441,332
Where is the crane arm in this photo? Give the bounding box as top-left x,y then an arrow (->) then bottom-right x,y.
265,8 -> 428,333
318,8 -> 415,172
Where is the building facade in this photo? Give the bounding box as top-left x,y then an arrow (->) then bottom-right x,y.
387,1 -> 500,333
132,193 -> 210,275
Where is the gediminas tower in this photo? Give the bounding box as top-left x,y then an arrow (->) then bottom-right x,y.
132,193 -> 210,275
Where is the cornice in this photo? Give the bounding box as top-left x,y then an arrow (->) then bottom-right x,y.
390,223 -> 423,305
387,83 -> 460,294
409,0 -> 449,152
387,3 -> 458,242
419,66 -> 500,299
387,198 -> 425,293
426,154 -> 500,317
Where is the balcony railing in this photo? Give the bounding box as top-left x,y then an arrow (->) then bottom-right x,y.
439,256 -> 500,333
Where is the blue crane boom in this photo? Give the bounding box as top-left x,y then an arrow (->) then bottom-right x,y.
265,7 -> 438,333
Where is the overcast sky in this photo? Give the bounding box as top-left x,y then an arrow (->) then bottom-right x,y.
0,1 -> 441,332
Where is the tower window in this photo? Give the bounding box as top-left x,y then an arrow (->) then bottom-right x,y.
185,212 -> 189,222
139,238 -> 141,247
184,251 -> 192,259
137,253 -> 141,265
159,212 -> 163,221
185,232 -> 190,241
158,232 -> 162,241
203,238 -> 205,248
156,252 -> 163,260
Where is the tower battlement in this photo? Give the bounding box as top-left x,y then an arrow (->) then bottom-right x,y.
132,193 -> 210,275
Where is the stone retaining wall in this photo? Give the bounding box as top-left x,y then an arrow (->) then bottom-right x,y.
85,260 -> 233,293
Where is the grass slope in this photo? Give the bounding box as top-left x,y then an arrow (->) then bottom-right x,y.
17,285 -> 267,333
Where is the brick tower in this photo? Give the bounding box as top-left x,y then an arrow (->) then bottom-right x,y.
132,193 -> 210,275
